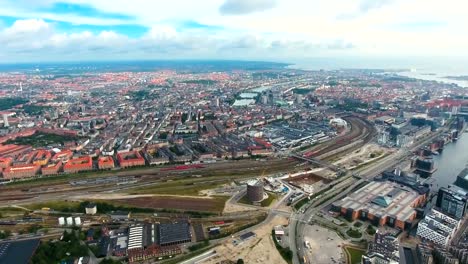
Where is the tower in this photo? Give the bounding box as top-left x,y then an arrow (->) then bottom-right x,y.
2,114 -> 9,127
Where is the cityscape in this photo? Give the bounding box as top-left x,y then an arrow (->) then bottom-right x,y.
0,1 -> 468,264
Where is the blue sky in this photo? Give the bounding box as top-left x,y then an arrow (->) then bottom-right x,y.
0,0 -> 466,62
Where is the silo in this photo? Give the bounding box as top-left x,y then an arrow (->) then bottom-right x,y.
66,216 -> 74,226
58,217 -> 65,226
74,217 -> 81,226
247,180 -> 264,202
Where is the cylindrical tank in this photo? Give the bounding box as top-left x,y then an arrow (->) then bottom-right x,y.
247,180 -> 264,202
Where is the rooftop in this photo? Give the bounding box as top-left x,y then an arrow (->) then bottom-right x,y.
333,180 -> 422,221
0,239 -> 40,264
157,221 -> 191,245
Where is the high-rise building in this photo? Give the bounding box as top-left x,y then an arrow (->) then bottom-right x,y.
435,186 -> 468,220
416,208 -> 460,247
2,114 -> 9,127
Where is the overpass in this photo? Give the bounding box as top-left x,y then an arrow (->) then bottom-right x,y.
290,154 -> 345,174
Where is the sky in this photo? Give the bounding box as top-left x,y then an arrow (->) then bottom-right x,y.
0,0 -> 467,63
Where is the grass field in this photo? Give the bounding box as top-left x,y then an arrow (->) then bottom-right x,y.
344,246 -> 366,264
24,200 -> 82,212
129,177 -> 232,196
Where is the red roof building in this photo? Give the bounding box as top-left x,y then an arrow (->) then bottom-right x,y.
0,144 -> 32,158
63,156 -> 93,173
117,151 -> 146,168
0,157 -> 13,169
41,161 -> 63,176
98,156 -> 115,170
51,150 -> 74,163
3,164 -> 41,179
32,150 -> 52,166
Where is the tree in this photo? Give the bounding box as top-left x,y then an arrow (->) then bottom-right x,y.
237,259 -> 245,264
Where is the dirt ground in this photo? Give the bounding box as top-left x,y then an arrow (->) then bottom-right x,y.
333,143 -> 392,169
71,193 -> 226,212
223,200 -> 257,214
304,224 -> 346,264
200,215 -> 289,264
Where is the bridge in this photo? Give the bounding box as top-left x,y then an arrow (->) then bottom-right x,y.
290,154 -> 345,174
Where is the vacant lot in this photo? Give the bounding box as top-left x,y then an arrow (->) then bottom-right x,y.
112,196 -> 228,213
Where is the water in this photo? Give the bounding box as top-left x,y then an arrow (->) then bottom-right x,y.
430,132 -> 468,189
288,57 -> 468,88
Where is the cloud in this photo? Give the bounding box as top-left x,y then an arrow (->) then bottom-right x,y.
337,0 -> 395,20
358,0 -> 394,13
0,19 -> 356,62
219,0 -> 277,15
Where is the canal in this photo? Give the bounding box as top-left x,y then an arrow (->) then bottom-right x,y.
430,131 -> 468,189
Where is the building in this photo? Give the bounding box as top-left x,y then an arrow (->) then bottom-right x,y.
157,221 -> 192,246
31,150 -> 52,166
0,157 -> 12,169
3,164 -> 41,179
455,168 -> 468,191
436,186 -> 468,220
51,150 -> 73,163
41,161 -> 62,176
63,156 -> 93,173
110,211 -> 131,221
98,156 -> 115,170
117,151 -> 146,168
332,180 -> 428,230
2,113 -> 9,127
128,225 -> 145,250
378,130 -> 391,145
362,232 -> 400,264
247,180 -> 264,202
85,203 -> 97,215
416,208 -> 460,247
417,243 -> 435,264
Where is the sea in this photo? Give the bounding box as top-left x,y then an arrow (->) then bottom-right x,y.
287,57 -> 468,88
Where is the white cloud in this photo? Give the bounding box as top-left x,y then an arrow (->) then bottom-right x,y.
219,0 -> 277,15
0,19 -> 355,62
1,0 -> 468,61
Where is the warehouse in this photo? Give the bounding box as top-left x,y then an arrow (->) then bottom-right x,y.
157,221 -> 192,246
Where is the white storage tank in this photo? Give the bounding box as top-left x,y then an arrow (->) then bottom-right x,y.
66,216 -> 73,226
74,217 -> 81,226
58,217 -> 65,226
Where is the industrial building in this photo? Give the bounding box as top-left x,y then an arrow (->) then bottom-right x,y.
246,180 -> 264,202
416,208 -> 460,247
435,185 -> 467,220
85,203 -> 97,215
332,180 -> 428,230
128,225 -> 145,250
0,239 -> 40,264
157,221 -> 192,246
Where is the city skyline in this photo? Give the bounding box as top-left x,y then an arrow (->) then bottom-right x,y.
1,0 -> 468,63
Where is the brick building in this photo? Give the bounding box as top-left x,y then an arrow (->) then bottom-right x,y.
117,151 -> 145,168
